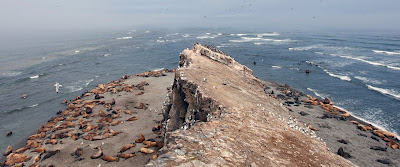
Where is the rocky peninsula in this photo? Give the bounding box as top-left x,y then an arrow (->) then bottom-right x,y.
1,44 -> 399,167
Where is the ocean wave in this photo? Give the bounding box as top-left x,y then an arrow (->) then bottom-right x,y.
217,33 -> 222,36
145,31 -> 150,33
157,40 -> 165,43
2,71 -> 22,77
289,44 -> 323,51
354,76 -> 384,85
322,69 -> 351,81
27,104 -> 39,108
358,107 -> 400,139
366,85 -> 400,100
230,37 -> 295,44
196,34 -> 219,39
331,54 -> 400,71
216,43 -> 231,48
30,75 -> 39,79
66,79 -> 94,93
74,50 -> 80,53
236,34 -> 248,36
182,34 -> 190,38
103,54 -> 111,57
306,88 -> 327,98
116,36 -> 132,40
373,50 -> 400,55
256,32 -> 280,37
271,66 -> 282,69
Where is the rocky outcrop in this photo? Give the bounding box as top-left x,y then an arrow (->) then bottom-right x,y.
150,44 -> 355,166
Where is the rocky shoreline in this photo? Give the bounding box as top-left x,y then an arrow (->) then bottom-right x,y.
1,44 -> 399,167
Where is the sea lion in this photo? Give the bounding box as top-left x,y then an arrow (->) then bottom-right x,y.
143,141 -> 157,148
15,147 -> 29,154
45,139 -> 58,145
22,94 -> 28,99
308,123 -> 318,131
349,121 -> 360,125
135,133 -> 145,143
119,144 -> 135,153
139,148 -> 155,154
123,110 -> 132,115
4,153 -> 32,166
117,153 -> 136,159
101,156 -> 119,162
111,120 -> 122,126
3,145 -> 12,156
71,147 -> 83,158
127,116 -> 140,121
90,146 -> 103,159
41,150 -> 60,162
6,131 -> 12,137
32,148 -> 46,153
136,92 -> 145,95
152,151 -> 158,159
34,153 -> 41,163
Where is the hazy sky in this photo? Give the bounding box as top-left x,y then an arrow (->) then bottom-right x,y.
0,0 -> 399,34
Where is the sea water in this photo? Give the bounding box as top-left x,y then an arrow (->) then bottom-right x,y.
0,28 -> 399,151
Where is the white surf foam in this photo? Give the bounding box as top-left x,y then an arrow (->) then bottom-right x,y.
67,79 -> 94,93
322,69 -> 351,81
354,76 -> 384,85
196,35 -> 218,39
231,37 -> 294,44
331,54 -> 400,71
157,40 -> 165,43
116,36 -> 132,40
373,50 -> 400,55
289,44 -> 323,51
217,33 -> 222,36
103,54 -> 111,57
74,50 -> 80,53
30,75 -> 39,79
145,31 -> 150,33
256,32 -> 280,37
182,34 -> 190,38
272,66 -> 282,69
27,104 -> 39,108
367,85 -> 400,100
236,34 -> 248,36
2,71 -> 22,77
151,68 -> 164,71
306,88 -> 327,98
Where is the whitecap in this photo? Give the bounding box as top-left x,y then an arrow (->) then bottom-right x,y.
27,104 -> 39,108
256,32 -> 280,37
196,35 -> 218,39
206,33 -> 211,35
2,71 -> 22,77
236,34 -> 248,36
330,54 -> 400,71
367,85 -> 400,100
145,31 -> 150,33
116,36 -> 132,40
354,76 -> 384,85
272,66 -> 282,69
306,88 -> 327,98
289,44 -> 323,51
66,79 -> 94,93
30,75 -> 39,79
182,34 -> 190,38
74,50 -> 80,53
103,54 -> 111,57
217,33 -> 222,36
152,68 -> 165,71
157,40 -> 165,43
373,50 -> 400,55
322,69 -> 351,81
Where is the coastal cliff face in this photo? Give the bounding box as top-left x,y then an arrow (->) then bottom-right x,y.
150,44 -> 355,166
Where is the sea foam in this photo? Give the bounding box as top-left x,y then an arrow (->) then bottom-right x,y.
367,85 -> 400,100
373,50 -> 400,55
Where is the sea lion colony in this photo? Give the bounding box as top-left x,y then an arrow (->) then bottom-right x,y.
1,69 -> 174,167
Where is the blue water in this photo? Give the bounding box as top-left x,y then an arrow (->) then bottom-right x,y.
1,28 -> 399,151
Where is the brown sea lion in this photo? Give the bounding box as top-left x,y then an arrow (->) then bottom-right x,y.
123,110 -> 132,115
308,123 -> 318,131
111,120 -> 122,126
101,156 -> 119,162
32,148 -> 46,153
3,145 -> 12,156
135,133 -> 145,143
45,139 -> 58,145
143,141 -> 157,148
139,148 -> 155,154
90,146 -> 103,159
71,147 -> 83,158
41,150 -> 60,162
6,131 -> 13,137
15,147 -> 29,154
117,153 -> 136,159
34,153 -> 41,163
119,144 -> 135,153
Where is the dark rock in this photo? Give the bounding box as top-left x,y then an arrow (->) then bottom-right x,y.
337,147 -> 351,159
337,139 -> 348,144
277,94 -> 286,100
323,97 -> 331,104
357,133 -> 367,137
271,90 -> 274,94
318,123 -> 331,129
6,131 -> 12,136
371,136 -> 380,142
370,146 -> 387,152
299,111 -> 309,116
376,159 -> 393,165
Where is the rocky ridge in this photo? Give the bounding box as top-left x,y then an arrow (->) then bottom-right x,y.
149,44 -> 355,166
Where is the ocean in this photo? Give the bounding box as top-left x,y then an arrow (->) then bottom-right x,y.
1,28 -> 399,151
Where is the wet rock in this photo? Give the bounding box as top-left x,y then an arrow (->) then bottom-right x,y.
299,111 -> 309,116
357,133 -> 367,137
371,136 -> 380,142
337,139 -> 348,144
337,147 -> 351,159
323,97 -> 331,104
370,146 -> 387,152
376,159 -> 394,165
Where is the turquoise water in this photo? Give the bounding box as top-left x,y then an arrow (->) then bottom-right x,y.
0,28 -> 399,151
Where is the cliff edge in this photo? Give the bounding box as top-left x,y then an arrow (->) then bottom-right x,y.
150,44 -> 355,166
